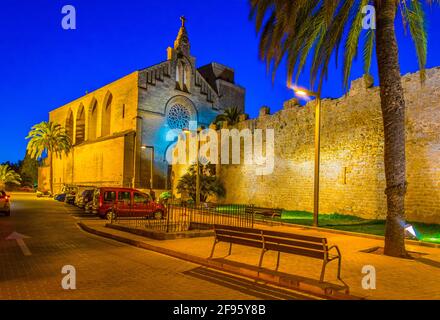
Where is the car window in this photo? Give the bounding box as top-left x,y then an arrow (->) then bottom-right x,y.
118,191 -> 131,202
103,191 -> 116,202
134,193 -> 150,204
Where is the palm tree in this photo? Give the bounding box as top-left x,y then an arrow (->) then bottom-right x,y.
213,106 -> 243,127
0,164 -> 21,190
26,121 -> 72,194
250,0 -> 436,257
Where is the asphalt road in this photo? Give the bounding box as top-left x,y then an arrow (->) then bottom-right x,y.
0,193 -> 319,300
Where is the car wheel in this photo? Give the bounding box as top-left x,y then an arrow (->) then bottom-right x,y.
154,211 -> 163,220
106,210 -> 117,221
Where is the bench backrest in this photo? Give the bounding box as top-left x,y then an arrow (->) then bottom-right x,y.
214,225 -> 328,260
262,229 -> 327,260
213,225 -> 263,249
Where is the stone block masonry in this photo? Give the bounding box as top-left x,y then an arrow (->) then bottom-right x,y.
218,67 -> 440,224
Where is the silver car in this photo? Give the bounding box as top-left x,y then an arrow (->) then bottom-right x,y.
0,190 -> 11,216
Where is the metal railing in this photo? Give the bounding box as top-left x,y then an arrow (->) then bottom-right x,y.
109,202 -> 255,233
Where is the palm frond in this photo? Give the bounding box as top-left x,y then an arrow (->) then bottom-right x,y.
0,164 -> 22,186
26,121 -> 72,161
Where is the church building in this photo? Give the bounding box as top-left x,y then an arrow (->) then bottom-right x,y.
39,17 -> 245,192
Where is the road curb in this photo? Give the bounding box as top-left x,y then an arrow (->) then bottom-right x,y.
78,222 -> 364,300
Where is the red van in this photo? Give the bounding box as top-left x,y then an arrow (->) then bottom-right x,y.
92,187 -> 166,220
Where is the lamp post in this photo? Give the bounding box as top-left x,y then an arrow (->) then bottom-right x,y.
183,127 -> 202,206
195,135 -> 201,207
141,145 -> 155,189
292,87 -> 321,227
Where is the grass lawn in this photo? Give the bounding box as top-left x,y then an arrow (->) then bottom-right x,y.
213,206 -> 440,244
278,211 -> 440,244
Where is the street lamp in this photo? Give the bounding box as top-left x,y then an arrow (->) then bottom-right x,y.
183,127 -> 202,206
292,85 -> 321,227
141,145 -> 154,189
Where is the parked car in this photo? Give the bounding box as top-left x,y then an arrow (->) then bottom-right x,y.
62,185 -> 77,205
36,190 -> 52,198
0,191 -> 11,216
92,187 -> 166,220
54,193 -> 67,202
84,200 -> 94,214
76,189 -> 94,209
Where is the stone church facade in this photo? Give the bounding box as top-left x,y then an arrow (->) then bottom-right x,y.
39,18 -> 245,192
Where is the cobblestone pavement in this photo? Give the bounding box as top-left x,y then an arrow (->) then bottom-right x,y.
90,217 -> 440,300
0,193 -> 317,300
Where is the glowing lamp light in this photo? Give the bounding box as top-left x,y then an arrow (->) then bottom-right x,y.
294,89 -> 309,97
404,224 -> 417,239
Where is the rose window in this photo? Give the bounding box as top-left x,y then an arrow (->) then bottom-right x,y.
167,104 -> 191,129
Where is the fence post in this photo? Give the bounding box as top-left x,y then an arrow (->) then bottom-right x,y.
166,203 -> 170,233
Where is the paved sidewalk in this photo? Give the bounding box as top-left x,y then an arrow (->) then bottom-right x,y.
80,219 -> 440,300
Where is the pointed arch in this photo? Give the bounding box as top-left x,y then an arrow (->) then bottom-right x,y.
75,104 -> 86,144
65,109 -> 74,142
88,98 -> 98,140
101,91 -> 113,137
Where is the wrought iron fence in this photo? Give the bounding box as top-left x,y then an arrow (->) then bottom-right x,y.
109,202 -> 254,233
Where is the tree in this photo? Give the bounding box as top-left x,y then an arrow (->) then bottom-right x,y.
176,164 -> 226,202
250,0 -> 435,257
26,121 -> 72,194
213,106 -> 243,127
19,153 -> 39,187
0,164 -> 21,190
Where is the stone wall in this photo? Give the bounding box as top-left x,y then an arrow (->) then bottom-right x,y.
218,67 -> 440,224
48,73 -> 139,193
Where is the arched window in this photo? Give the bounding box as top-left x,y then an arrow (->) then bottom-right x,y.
184,64 -> 191,90
75,105 -> 85,144
101,93 -> 112,137
66,110 -> 74,142
176,61 -> 190,91
181,62 -> 186,86
88,99 -> 98,140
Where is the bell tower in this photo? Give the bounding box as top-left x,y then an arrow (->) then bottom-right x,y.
174,16 -> 190,55
167,16 -> 193,60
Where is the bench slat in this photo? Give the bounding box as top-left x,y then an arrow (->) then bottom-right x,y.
214,225 -> 261,235
216,235 -> 263,249
265,243 -> 325,259
263,236 -> 325,251
216,229 -> 262,241
263,229 -> 326,244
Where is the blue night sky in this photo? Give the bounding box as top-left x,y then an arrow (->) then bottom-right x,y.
1,0 -> 440,163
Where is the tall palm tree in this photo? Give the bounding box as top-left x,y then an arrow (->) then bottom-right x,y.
213,106 -> 243,127
26,121 -> 72,194
250,0 -> 436,257
0,164 -> 21,190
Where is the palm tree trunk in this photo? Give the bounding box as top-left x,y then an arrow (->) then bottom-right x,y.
375,0 -> 407,257
49,152 -> 54,195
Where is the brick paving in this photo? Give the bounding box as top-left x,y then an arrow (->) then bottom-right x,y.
0,193 -> 317,300
83,217 -> 440,300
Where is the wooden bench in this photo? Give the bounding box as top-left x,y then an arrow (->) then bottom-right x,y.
254,207 -> 282,219
209,225 -> 342,282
